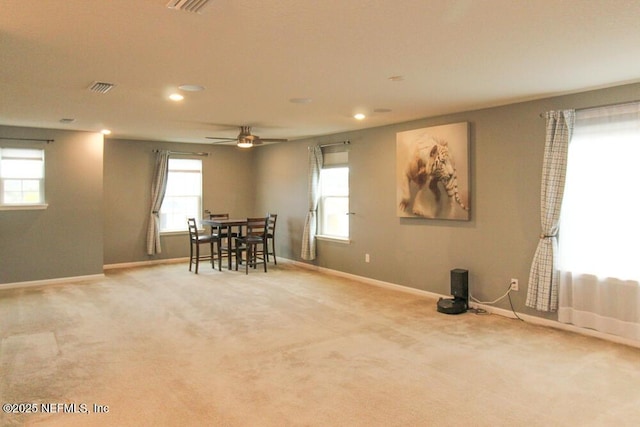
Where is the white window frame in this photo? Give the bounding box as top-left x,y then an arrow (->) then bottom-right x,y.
0,147 -> 47,210
159,158 -> 203,233
317,153 -> 350,241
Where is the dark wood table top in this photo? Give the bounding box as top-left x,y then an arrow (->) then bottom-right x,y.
202,218 -> 247,227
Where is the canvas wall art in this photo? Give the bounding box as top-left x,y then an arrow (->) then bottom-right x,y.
396,122 -> 470,220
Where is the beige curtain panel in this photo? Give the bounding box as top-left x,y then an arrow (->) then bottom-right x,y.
146,150 -> 170,255
301,146 -> 323,261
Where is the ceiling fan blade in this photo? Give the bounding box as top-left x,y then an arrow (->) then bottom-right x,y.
247,135 -> 287,144
259,138 -> 288,142
206,136 -> 237,143
205,126 -> 287,146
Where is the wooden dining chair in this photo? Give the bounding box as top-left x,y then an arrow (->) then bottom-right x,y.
208,212 -> 237,267
234,217 -> 268,274
265,213 -> 278,264
208,212 -> 231,240
187,218 -> 221,273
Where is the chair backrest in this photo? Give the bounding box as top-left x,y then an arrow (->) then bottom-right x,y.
209,213 -> 229,220
267,213 -> 277,236
208,213 -> 230,236
187,218 -> 199,240
246,217 -> 268,238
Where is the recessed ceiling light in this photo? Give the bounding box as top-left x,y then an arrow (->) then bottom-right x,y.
289,97 -> 313,104
388,75 -> 405,82
178,84 -> 205,92
101,129 -> 112,135
169,93 -> 184,101
354,113 -> 366,120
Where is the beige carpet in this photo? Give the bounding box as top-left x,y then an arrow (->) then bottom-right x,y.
1,261 -> 639,426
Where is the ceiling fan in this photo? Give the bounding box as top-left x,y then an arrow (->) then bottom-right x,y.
206,126 -> 288,148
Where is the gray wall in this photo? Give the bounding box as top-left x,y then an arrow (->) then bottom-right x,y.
103,139 -> 254,265
254,82 -> 640,318
2,82 -> 639,323
0,127 -> 104,283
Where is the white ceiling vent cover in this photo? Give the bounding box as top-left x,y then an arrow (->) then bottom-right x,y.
88,81 -> 115,94
167,0 -> 211,13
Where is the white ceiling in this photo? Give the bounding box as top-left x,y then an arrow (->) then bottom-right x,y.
2,0 -> 640,145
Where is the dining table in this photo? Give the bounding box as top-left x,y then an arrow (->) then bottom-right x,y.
201,218 -> 248,269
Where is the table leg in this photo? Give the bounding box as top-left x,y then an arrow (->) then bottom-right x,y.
227,231 -> 233,270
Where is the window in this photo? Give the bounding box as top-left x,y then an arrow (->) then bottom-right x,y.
559,103 -> 640,280
318,149 -> 349,239
0,148 -> 45,206
160,158 -> 202,232
557,102 -> 640,342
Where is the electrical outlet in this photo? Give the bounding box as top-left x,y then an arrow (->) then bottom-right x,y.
510,278 -> 519,291
365,253 -> 370,263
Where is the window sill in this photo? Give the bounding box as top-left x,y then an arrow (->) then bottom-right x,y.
316,235 -> 351,244
0,203 -> 48,211
160,230 -> 190,236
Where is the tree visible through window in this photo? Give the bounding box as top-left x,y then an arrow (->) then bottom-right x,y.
160,158 -> 202,232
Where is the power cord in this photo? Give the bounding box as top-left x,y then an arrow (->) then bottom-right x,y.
470,284 -> 511,305
467,306 -> 489,315
507,291 -> 524,321
470,282 -> 524,321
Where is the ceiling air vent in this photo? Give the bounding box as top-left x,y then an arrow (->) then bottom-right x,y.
88,81 -> 115,94
166,0 -> 211,13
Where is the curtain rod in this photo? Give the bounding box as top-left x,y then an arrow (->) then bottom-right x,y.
319,140 -> 350,148
153,149 -> 209,156
539,100 -> 640,117
0,137 -> 54,143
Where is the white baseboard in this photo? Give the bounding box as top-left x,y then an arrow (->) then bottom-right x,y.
471,302 -> 640,349
103,257 -> 188,270
291,259 -> 446,300
0,273 -> 105,291
0,257 -> 188,290
290,259 -> 640,349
